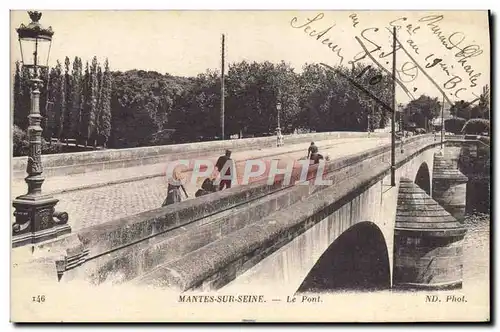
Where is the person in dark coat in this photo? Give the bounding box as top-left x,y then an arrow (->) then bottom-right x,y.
307,142 -> 319,160
311,153 -> 324,165
195,178 -> 217,197
215,149 -> 234,190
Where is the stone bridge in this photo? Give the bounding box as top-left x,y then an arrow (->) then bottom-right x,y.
12,133 -> 487,295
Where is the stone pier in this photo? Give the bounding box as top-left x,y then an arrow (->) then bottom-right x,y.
432,153 -> 468,221
393,178 -> 467,290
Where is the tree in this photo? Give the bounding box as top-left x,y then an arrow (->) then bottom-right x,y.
296,63 -> 328,131
79,59 -> 99,146
172,70 -> 220,140
70,57 -> 83,143
478,85 -> 490,120
225,61 -> 256,136
450,100 -> 472,120
444,117 -> 466,134
95,64 -> 103,140
110,70 -> 170,147
46,60 -> 64,140
403,95 -> 441,130
13,124 -> 29,156
470,85 -> 490,120
98,58 -> 112,147
80,61 -> 91,145
272,61 -> 301,133
297,63 -> 391,133
463,119 -> 489,135
89,56 -> 99,146
13,61 -> 26,129
19,66 -> 33,131
39,67 -> 49,134
60,56 -> 72,141
225,61 -> 301,136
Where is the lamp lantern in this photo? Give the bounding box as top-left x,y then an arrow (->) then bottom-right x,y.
16,11 -> 53,76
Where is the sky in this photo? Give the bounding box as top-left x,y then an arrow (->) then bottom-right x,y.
10,10 -> 490,104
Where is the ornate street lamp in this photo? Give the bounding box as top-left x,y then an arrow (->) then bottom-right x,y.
12,11 -> 70,248
276,102 -> 284,147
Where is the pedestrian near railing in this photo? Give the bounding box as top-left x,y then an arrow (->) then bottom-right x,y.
162,166 -> 188,207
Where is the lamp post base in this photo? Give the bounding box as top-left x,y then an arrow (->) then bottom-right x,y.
276,127 -> 284,147
12,194 -> 71,248
12,224 -> 72,248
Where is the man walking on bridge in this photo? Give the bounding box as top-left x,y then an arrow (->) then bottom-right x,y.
307,142 -> 319,161
215,149 -> 234,190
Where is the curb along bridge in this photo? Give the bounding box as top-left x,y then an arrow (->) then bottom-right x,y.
11,132 -> 489,294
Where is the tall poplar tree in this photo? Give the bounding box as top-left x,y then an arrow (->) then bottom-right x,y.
13,61 -> 24,129
39,67 -> 49,135
60,56 -> 72,141
47,60 -> 63,140
71,57 -> 83,144
80,61 -> 92,145
89,56 -> 99,146
95,64 -> 103,143
98,58 -> 112,147
19,66 -> 32,130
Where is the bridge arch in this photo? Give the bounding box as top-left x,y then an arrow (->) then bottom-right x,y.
296,221 -> 390,293
414,162 -> 431,195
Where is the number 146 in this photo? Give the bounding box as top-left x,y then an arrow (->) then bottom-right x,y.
32,295 -> 45,303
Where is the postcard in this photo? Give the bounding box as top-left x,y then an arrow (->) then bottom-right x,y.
10,9 -> 490,322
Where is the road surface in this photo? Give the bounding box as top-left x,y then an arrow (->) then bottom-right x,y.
11,137 -> 389,231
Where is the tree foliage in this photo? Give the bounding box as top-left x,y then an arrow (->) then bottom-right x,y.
224,61 -> 302,136
15,65 -> 33,131
444,117 -> 466,134
13,124 -> 63,157
450,100 -> 472,120
463,119 -> 490,135
46,60 -> 63,140
13,61 -> 25,130
470,85 -> 490,120
403,95 -> 441,130
13,58 -> 489,154
60,56 -> 72,139
70,56 -> 83,140
109,69 -> 192,147
98,58 -> 112,146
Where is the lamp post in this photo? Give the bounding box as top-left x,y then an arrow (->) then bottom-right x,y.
367,112 -> 371,135
12,11 -> 70,248
276,102 -> 284,147
390,26 -> 396,187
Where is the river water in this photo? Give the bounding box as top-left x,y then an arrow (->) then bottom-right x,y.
461,177 -> 490,290
462,212 -> 490,289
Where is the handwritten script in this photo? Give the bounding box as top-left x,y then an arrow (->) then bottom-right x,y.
290,12 -> 487,107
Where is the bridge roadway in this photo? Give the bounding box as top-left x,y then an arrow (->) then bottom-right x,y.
11,136 -> 389,231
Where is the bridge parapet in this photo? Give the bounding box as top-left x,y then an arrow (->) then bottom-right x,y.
13,131 -> 389,179
136,153 -> 399,291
